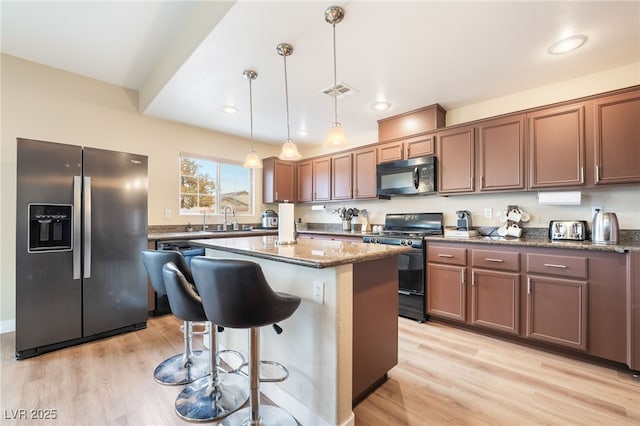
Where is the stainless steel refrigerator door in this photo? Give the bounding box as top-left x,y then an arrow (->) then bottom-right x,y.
82,147 -> 148,336
16,139 -> 83,353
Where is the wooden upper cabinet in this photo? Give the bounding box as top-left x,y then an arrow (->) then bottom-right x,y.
312,157 -> 331,201
376,140 -> 404,164
406,132 -> 436,158
478,114 -> 526,191
437,125 -> 476,194
592,89 -> 640,185
528,103 -> 585,189
378,104 -> 446,141
332,152 -> 353,200
352,147 -> 377,199
262,157 -> 296,203
297,160 -> 313,202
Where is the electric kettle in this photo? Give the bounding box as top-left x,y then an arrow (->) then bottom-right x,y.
592,209 -> 619,245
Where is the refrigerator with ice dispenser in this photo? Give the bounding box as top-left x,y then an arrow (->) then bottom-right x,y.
16,138 -> 148,359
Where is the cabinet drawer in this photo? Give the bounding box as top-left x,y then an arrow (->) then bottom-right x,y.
472,249 -> 520,272
526,253 -> 587,279
427,245 -> 466,266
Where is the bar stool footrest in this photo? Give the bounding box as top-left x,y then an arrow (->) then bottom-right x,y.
238,360 -> 289,383
217,349 -> 246,374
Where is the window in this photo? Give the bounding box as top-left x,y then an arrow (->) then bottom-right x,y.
179,153 -> 253,215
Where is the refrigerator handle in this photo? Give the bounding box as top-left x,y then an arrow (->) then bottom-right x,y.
83,176 -> 92,279
73,176 -> 82,279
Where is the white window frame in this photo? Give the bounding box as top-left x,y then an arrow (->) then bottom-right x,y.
179,152 -> 255,216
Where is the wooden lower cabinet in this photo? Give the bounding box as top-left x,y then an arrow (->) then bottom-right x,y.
426,263 -> 466,322
525,275 -> 588,351
426,241 -> 632,368
471,269 -> 520,334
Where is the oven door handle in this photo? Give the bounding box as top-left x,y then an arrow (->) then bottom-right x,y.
398,290 -> 412,296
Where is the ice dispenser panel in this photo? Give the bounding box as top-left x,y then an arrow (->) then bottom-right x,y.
28,204 -> 72,252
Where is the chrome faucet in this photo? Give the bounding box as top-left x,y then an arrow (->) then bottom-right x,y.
223,205 -> 233,231
202,211 -> 209,231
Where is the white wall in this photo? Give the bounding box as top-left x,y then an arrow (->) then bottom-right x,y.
1,54 -> 639,329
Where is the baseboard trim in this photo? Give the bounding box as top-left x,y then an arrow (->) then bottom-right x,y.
0,319 -> 16,334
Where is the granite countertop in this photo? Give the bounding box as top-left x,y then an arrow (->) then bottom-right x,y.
148,229 -> 277,241
425,234 -> 640,253
296,229 -> 373,238
190,235 -> 412,269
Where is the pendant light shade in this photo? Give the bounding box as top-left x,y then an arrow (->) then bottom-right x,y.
324,6 -> 348,148
277,43 -> 302,161
242,69 -> 262,169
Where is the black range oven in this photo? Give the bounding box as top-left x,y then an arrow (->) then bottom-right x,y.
363,212 -> 443,322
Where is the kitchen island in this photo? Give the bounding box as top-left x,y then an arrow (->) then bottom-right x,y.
190,236 -> 411,426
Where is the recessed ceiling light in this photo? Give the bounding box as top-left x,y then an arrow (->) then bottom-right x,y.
222,105 -> 238,114
298,129 -> 309,137
372,101 -> 391,111
547,35 -> 588,55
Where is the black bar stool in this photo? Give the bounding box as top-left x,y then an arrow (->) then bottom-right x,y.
141,250 -> 209,385
191,256 -> 301,426
162,261 -> 249,421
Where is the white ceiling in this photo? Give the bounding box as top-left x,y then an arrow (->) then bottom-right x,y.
2,1 -> 639,148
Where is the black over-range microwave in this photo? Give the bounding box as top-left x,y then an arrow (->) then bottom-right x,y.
376,155 -> 437,196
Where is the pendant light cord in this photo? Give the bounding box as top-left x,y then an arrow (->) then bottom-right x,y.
249,76 -> 254,141
284,53 -> 291,141
332,22 -> 338,124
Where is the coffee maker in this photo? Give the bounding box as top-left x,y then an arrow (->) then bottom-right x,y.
456,210 -> 471,230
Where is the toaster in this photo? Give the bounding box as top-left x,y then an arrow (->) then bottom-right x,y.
548,220 -> 589,241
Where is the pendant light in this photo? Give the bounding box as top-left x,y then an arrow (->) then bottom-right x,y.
324,6 -> 348,148
277,43 -> 302,161
242,69 -> 262,169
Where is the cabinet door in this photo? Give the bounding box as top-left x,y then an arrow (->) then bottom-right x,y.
263,157 -> 296,203
427,263 -> 466,322
437,126 -> 475,194
478,114 -> 526,191
406,133 -> 436,158
471,269 -> 520,335
332,153 -> 353,200
528,104 -> 585,188
526,275 -> 588,351
593,90 -> 640,185
376,140 -> 404,163
353,147 -> 377,199
313,157 -> 331,201
297,160 -> 313,202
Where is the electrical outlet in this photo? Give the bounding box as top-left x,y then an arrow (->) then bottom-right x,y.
312,281 -> 324,305
483,208 -> 493,219
164,209 -> 172,219
591,206 -> 603,218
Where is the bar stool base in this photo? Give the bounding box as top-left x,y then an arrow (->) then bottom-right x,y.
220,405 -> 298,426
175,373 -> 249,422
153,350 -> 209,385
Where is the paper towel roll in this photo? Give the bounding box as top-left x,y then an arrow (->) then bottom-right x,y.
278,203 -> 296,243
538,191 -> 582,205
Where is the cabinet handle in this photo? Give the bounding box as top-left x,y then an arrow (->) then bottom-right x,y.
543,263 -> 567,269
481,175 -> 484,188
580,167 -> 584,183
471,271 -> 476,286
275,191 -> 278,200
595,165 -> 600,183
438,254 -> 454,258
461,270 -> 465,285
527,277 -> 532,294
484,258 -> 504,263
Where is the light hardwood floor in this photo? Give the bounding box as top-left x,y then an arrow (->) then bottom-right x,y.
1,315 -> 638,425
